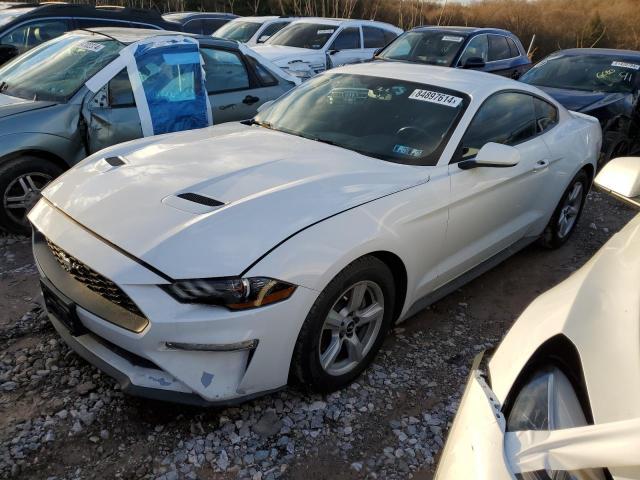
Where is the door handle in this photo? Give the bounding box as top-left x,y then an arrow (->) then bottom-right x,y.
243,95 -> 260,105
533,159 -> 550,172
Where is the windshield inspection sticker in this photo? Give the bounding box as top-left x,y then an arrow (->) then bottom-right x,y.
409,89 -> 463,107
77,41 -> 105,53
393,144 -> 423,158
612,61 -> 640,70
442,35 -> 464,42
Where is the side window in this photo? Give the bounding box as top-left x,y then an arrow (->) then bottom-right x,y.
507,37 -> 521,57
182,19 -> 203,34
246,56 -> 278,86
534,97 -> 558,133
382,29 -> 398,44
201,48 -> 250,93
488,35 -> 513,61
201,19 -> 228,35
363,26 -> 386,49
258,22 -> 288,43
0,19 -> 68,53
330,27 -> 361,50
108,68 -> 135,108
459,92 -> 537,160
458,34 -> 488,65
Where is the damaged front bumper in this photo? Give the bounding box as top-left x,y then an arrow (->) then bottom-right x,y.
30,200 -> 318,406
434,352 -> 516,479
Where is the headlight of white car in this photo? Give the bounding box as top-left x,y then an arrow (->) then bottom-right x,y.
162,277 -> 297,310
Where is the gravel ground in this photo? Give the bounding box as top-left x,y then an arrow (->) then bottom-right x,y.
0,190 -> 635,480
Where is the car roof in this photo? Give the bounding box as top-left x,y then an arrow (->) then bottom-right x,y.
549,48 -> 640,59
230,15 -> 289,24
77,27 -> 240,50
333,61 -> 546,101
0,3 -> 173,24
411,25 -> 515,36
162,11 -> 238,21
289,17 -> 399,29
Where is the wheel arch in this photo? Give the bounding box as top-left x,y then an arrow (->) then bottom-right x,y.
500,334 -> 595,425
368,250 -> 408,324
0,149 -> 69,172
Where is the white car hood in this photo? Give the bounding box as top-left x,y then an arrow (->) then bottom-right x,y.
41,124 -> 425,279
251,44 -> 325,66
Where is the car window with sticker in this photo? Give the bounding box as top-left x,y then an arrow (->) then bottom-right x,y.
0,33 -> 121,102
379,30 -> 466,66
265,23 -> 337,50
255,73 -> 468,165
521,54 -> 639,93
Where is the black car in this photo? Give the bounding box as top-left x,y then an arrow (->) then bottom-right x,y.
0,3 -> 181,64
162,11 -> 237,35
521,48 -> 640,163
376,26 -> 532,79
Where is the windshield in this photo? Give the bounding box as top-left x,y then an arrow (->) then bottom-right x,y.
378,30 -> 466,66
0,33 -> 122,102
0,7 -> 33,26
521,54 -> 640,94
255,73 -> 467,165
214,20 -> 262,42
266,22 -> 336,50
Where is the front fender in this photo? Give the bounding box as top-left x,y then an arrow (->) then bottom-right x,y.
0,132 -> 80,166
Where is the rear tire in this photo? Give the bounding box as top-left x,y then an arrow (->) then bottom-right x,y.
0,156 -> 63,234
291,256 -> 395,393
540,170 -> 589,249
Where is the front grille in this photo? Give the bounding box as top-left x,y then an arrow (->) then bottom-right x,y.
46,239 -> 145,319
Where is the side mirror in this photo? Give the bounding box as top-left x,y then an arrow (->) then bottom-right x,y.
256,100 -> 274,113
594,156 -> 640,208
0,44 -> 19,65
328,49 -> 339,55
257,35 -> 270,43
374,47 -> 384,56
462,56 -> 486,69
458,142 -> 520,170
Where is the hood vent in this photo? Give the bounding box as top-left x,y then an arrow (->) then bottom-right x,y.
176,192 -> 224,207
105,156 -> 126,167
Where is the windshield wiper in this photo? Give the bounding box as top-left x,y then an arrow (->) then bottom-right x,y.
242,118 -> 273,130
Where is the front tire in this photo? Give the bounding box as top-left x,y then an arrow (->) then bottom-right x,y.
0,156 -> 63,234
291,256 -> 395,393
540,170 -> 589,249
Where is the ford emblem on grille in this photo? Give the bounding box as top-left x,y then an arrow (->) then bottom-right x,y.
58,251 -> 73,272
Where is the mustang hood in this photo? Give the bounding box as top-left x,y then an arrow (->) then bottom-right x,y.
536,86 -> 627,113
0,93 -> 56,119
39,124 -> 426,279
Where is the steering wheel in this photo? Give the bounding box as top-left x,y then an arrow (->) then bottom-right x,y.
396,126 -> 428,139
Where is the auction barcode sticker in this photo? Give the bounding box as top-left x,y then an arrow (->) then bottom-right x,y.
612,61 -> 640,70
77,41 -> 105,53
442,35 -> 463,42
409,89 -> 463,107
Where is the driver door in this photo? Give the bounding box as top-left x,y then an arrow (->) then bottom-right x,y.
83,68 -> 143,154
438,91 -> 552,285
328,27 -> 364,67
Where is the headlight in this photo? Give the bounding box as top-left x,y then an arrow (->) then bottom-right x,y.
161,277 -> 297,310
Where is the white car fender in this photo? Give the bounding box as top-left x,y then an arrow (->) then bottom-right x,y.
244,169 -> 450,321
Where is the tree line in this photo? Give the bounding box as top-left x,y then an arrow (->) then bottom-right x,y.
81,0 -> 640,60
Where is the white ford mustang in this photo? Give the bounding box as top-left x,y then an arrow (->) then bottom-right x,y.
435,156 -> 640,479
29,63 -> 601,405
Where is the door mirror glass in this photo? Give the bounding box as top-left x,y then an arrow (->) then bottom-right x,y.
463,56 -> 486,69
459,142 -> 520,170
595,156 -> 640,208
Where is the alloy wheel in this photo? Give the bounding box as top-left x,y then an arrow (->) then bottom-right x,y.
318,280 -> 385,376
3,172 -> 52,226
557,181 -> 583,239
